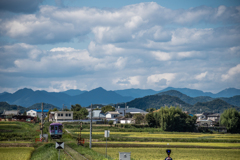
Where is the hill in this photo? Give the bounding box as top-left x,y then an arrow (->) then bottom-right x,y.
220,95 -> 240,107
0,102 -> 26,114
27,103 -> 60,110
122,95 -> 192,111
192,99 -> 240,113
157,90 -> 214,105
159,87 -> 240,98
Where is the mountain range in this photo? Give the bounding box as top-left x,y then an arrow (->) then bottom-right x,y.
0,87 -> 240,113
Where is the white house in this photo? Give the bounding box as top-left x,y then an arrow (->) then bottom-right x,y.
120,118 -> 133,124
27,109 -> 49,119
49,111 -> 73,122
195,114 -> 206,120
87,110 -> 105,119
106,111 -> 120,119
196,119 -> 213,127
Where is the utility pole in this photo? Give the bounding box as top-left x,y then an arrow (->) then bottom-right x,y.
41,102 -> 43,141
89,104 -> 92,149
62,104 -> 64,111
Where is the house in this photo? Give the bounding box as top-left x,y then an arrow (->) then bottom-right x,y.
87,110 -> 105,119
195,114 -> 207,120
2,110 -> 21,118
196,119 -> 213,127
49,111 -> 73,122
120,118 -> 134,124
207,113 -> 220,122
106,111 -> 120,119
27,109 -> 49,119
115,107 -> 148,117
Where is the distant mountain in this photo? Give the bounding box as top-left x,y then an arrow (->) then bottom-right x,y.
122,95 -> 192,111
27,103 -> 60,110
159,87 -> 214,97
0,87 -> 133,108
159,87 -> 240,98
73,87 -> 134,106
192,99 -> 240,113
0,88 -> 68,108
157,90 -> 214,105
216,88 -> 240,98
115,88 -> 158,98
0,102 -> 26,114
61,89 -> 86,96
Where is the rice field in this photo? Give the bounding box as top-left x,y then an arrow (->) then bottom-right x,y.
92,147 -> 240,160
0,147 -> 34,160
93,141 -> 240,148
75,131 -> 240,140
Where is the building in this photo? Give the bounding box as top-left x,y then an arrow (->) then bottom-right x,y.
27,109 -> 49,119
49,111 -> 73,122
207,113 -> 221,123
106,111 -> 120,119
87,110 -> 105,119
2,110 -> 20,118
195,114 -> 206,120
120,118 -> 134,124
115,107 -> 148,117
196,119 -> 213,127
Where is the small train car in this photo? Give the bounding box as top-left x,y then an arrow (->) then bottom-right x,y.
49,123 -> 62,139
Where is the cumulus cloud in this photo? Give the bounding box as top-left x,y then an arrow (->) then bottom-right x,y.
0,2 -> 240,93
222,64 -> 240,81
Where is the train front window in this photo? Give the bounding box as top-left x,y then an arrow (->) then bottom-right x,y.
51,126 -> 54,130
59,126 -> 62,130
55,126 -> 58,130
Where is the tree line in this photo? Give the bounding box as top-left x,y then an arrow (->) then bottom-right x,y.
145,106 -> 197,132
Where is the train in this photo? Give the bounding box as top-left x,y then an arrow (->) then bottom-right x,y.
49,123 -> 63,139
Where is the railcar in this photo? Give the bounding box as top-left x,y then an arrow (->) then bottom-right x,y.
49,123 -> 62,139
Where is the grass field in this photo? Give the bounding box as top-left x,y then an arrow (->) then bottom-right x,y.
92,147 -> 240,160
0,147 -> 34,160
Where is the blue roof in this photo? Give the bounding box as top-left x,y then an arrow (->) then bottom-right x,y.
33,109 -> 49,113
189,114 -> 193,116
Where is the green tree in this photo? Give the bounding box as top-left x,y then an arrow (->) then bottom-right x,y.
149,106 -> 196,132
23,111 -> 26,116
101,105 -> 115,113
133,113 -> 144,124
71,104 -> 82,111
71,104 -> 89,120
145,112 -> 156,127
146,108 -> 156,112
220,108 -> 240,133
108,120 -> 114,127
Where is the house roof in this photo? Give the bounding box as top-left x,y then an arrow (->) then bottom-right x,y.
116,108 -> 147,113
195,114 -> 205,117
33,109 -> 49,113
106,111 -> 120,115
207,113 -> 221,117
2,110 -> 20,115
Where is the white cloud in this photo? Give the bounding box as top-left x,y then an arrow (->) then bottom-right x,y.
195,71 -> 208,80
151,51 -> 172,61
222,64 -> 240,81
147,73 -> 176,85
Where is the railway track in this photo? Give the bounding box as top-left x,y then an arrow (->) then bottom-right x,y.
53,139 -> 88,160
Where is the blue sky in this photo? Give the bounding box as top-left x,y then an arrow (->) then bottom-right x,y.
0,0 -> 240,93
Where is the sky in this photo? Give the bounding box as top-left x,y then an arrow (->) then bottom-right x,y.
0,0 -> 240,93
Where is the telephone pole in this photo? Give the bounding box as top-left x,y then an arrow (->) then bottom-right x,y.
41,103 -> 43,141
89,104 -> 92,148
